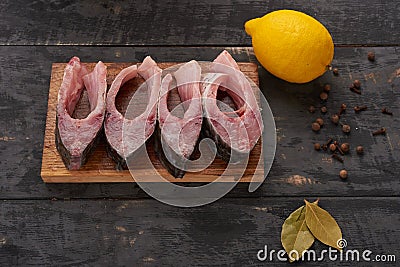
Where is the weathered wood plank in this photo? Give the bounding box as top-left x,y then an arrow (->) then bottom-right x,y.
0,46 -> 399,199
0,197 -> 399,266
0,0 -> 399,46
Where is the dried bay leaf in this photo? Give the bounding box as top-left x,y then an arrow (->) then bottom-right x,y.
281,205 -> 315,262
304,200 -> 342,250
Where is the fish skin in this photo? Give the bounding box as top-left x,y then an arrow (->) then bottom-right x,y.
55,120 -> 103,169
104,132 -> 127,170
201,73 -> 249,163
201,50 -> 263,163
200,114 -> 235,163
154,125 -> 185,178
104,64 -> 137,169
56,57 -> 107,170
156,60 -> 203,178
104,56 -> 161,169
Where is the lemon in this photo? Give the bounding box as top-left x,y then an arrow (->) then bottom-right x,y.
245,10 -> 334,83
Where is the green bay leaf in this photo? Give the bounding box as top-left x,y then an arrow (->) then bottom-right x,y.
304,200 -> 342,250
281,205 -> 315,262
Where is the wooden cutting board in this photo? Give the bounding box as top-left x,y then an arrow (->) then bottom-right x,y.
41,62 -> 264,183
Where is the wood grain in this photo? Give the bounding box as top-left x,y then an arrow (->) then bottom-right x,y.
1,3 -> 400,265
41,62 -> 264,183
0,46 -> 399,199
1,0 -> 400,46
0,197 -> 399,266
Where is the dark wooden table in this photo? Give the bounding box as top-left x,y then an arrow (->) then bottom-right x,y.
1,1 -> 399,266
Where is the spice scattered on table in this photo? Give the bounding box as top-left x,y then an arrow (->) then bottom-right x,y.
308,105 -> 316,113
315,118 -> 324,126
331,114 -> 340,124
314,143 -> 321,151
349,84 -> 361,95
336,145 -> 345,155
323,83 -> 331,93
329,143 -> 337,152
381,107 -> 393,115
308,58 -> 388,178
353,79 -> 361,89
356,146 -> 364,155
332,68 -> 339,76
321,138 -> 333,151
342,124 -> 351,133
325,138 -> 333,145
349,86 -> 361,95
354,105 -> 368,113
372,127 -> 386,136
338,103 -> 347,115
367,51 -> 375,62
314,138 -> 351,162
312,122 -> 321,132
339,169 -> 348,179
332,153 -> 344,163
340,143 -> 350,154
320,92 -> 328,101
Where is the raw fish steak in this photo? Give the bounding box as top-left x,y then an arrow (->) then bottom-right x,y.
105,56 -> 161,169
156,60 -> 203,178
56,57 -> 107,170
202,50 -> 263,162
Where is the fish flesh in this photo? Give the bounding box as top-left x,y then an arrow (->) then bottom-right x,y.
202,50 -> 263,162
105,56 -> 161,169
55,57 -> 107,170
156,60 -> 203,178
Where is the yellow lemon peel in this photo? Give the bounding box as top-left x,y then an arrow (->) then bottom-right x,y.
245,10 -> 334,83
